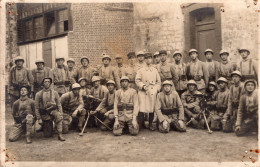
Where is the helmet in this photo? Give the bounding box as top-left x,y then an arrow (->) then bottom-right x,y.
162,80 -> 172,86
55,56 -> 65,61
231,71 -> 242,78
204,49 -> 214,55
35,58 -> 45,64
120,76 -> 130,82
244,79 -> 257,88
219,50 -> 229,56
173,51 -> 182,57
144,52 -> 153,59
127,52 -> 136,59
136,51 -> 145,57
67,58 -> 75,63
102,54 -> 111,61
92,76 -> 100,82
188,49 -> 198,55
42,77 -> 53,84
106,80 -> 116,86
208,81 -> 217,88
14,56 -> 24,63
239,48 -> 250,54
80,57 -> 89,63
153,51 -> 159,57
159,50 -> 167,55
72,83 -> 81,90
187,80 -> 197,87
115,55 -> 122,59
78,77 -> 87,83
217,77 -> 228,84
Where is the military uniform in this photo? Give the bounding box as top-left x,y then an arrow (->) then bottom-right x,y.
9,96 -> 35,142
173,61 -> 187,94
60,90 -> 86,133
156,61 -> 178,88
32,66 -> 51,94
205,60 -> 219,82
98,65 -> 120,89
73,66 -> 96,83
155,82 -> 186,133
51,65 -> 71,96
237,58 -> 258,82
122,64 -> 138,90
113,86 -> 139,136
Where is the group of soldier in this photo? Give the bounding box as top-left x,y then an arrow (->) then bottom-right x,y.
7,48 -> 258,144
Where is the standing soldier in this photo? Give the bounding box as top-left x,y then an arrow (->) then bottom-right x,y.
223,71 -> 244,132
115,55 -> 126,79
135,51 -> 147,71
113,76 -> 139,136
235,79 -> 258,136
32,58 -> 51,96
98,54 -> 120,89
136,52 -> 161,130
35,77 -> 65,141
155,80 -> 186,133
9,86 -> 35,144
93,80 -> 116,131
172,51 -> 188,96
218,50 -> 236,86
156,50 -> 178,88
237,48 -> 258,82
60,83 -> 86,133
73,56 -> 96,84
186,49 -> 209,93
51,56 -> 71,96
181,80 -> 204,129
9,56 -> 34,104
204,49 -> 219,82
67,58 -> 77,84
153,51 -> 161,65
122,52 -> 138,90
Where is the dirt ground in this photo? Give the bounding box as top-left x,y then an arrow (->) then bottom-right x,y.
4,104 -> 258,162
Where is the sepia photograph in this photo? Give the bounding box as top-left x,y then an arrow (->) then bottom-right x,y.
1,0 -> 259,166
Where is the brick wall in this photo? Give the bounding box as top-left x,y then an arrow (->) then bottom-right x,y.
68,3 -> 134,67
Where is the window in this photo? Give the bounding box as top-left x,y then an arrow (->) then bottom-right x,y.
17,3 -> 72,44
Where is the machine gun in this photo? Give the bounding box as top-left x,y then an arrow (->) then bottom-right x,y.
82,95 -> 102,111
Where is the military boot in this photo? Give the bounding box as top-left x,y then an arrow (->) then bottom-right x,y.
26,132 -> 32,144
58,133 -> 66,141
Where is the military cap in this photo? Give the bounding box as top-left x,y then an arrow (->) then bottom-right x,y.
106,80 -> 116,86
204,49 -> 214,55
238,48 -> 250,54
231,70 -> 242,78
136,51 -> 145,57
92,76 -> 100,82
67,58 -> 75,63
14,56 -> 24,63
173,51 -> 182,57
188,49 -> 198,55
80,56 -> 89,63
72,83 -> 81,90
127,52 -> 136,58
219,50 -> 229,56
187,80 -> 197,87
115,55 -> 122,59
244,79 -> 257,88
42,77 -> 53,84
153,51 -> 159,57
55,56 -> 65,61
120,76 -> 130,82
208,81 -> 217,88
78,77 -> 87,83
159,50 -> 167,55
35,58 -> 45,64
162,80 -> 173,86
217,77 -> 228,84
102,54 -> 111,60
19,85 -> 30,93
144,52 -> 153,59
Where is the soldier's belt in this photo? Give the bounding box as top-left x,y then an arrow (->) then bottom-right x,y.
54,81 -> 65,86
161,108 -> 178,115
241,75 -> 256,82
118,103 -> 134,111
179,75 -> 187,81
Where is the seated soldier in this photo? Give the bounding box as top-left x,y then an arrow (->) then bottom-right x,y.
212,77 -> 229,131
9,86 -> 36,144
92,80 -> 116,131
181,80 -> 204,129
113,76 -> 139,136
205,81 -> 218,127
235,79 -> 258,136
60,83 -> 86,133
155,80 -> 186,133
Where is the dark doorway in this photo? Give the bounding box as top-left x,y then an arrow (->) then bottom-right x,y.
42,40 -> 53,68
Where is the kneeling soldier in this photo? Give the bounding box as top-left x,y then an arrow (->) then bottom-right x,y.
113,76 -> 139,136
9,86 -> 35,144
93,80 -> 116,131
35,77 -> 65,141
235,79 -> 258,136
181,80 -> 204,129
60,83 -> 86,133
155,80 -> 186,133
